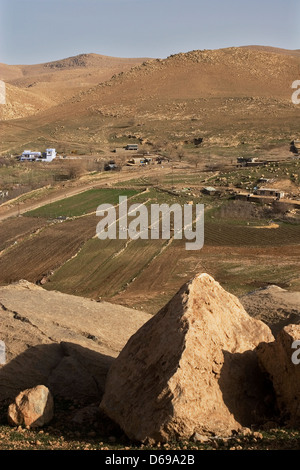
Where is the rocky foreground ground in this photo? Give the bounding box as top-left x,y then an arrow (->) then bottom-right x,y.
0,420 -> 300,451
1,275 -> 300,450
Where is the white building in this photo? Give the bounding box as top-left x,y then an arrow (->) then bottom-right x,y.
20,148 -> 56,162
20,150 -> 41,161
40,148 -> 57,162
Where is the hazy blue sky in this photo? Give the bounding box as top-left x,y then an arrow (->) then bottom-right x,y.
0,0 -> 299,64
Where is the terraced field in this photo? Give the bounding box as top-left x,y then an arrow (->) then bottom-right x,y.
46,237 -> 168,299
0,188 -> 143,284
45,209 -> 300,313
98,235 -> 300,313
204,220 -> 300,246
0,216 -> 48,252
0,185 -> 299,314
0,215 -> 97,284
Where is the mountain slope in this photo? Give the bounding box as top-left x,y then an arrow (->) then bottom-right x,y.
240,45 -> 300,57
0,83 -> 57,121
0,53 -> 149,111
1,47 -> 300,154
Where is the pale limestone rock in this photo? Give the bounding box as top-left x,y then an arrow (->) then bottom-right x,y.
7,385 -> 54,428
0,281 -> 151,404
100,273 -> 274,442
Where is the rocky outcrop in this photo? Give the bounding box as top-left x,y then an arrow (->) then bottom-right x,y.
7,385 -> 54,428
100,273 -> 275,443
257,324 -> 300,427
0,281 -> 151,404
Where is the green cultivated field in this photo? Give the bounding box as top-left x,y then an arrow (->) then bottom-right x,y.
25,188 -> 141,219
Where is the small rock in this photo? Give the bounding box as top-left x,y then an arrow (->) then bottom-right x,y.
7,385 -> 54,428
241,427 -> 252,436
192,432 -> 210,443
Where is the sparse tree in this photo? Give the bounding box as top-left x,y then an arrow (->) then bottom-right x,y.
67,161 -> 86,179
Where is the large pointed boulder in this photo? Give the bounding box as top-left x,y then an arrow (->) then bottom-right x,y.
100,273 -> 274,442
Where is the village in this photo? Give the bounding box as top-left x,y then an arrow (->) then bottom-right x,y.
3,138 -> 299,215
109,142 -> 300,211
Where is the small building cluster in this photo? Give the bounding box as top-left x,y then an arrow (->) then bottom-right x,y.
126,154 -> 169,166
235,187 -> 285,203
254,188 -> 285,199
237,157 -> 269,168
113,144 -> 139,154
125,144 -> 139,151
104,153 -> 169,170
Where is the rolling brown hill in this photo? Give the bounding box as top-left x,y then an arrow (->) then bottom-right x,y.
241,45 -> 300,57
1,46 -> 300,155
0,53 -> 149,116
0,83 -> 56,121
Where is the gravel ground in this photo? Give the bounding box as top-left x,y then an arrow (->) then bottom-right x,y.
1,400 -> 300,451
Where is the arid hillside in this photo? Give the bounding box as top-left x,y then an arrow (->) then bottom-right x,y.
0,83 -> 57,121
1,46 -> 300,156
0,53 -> 149,119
